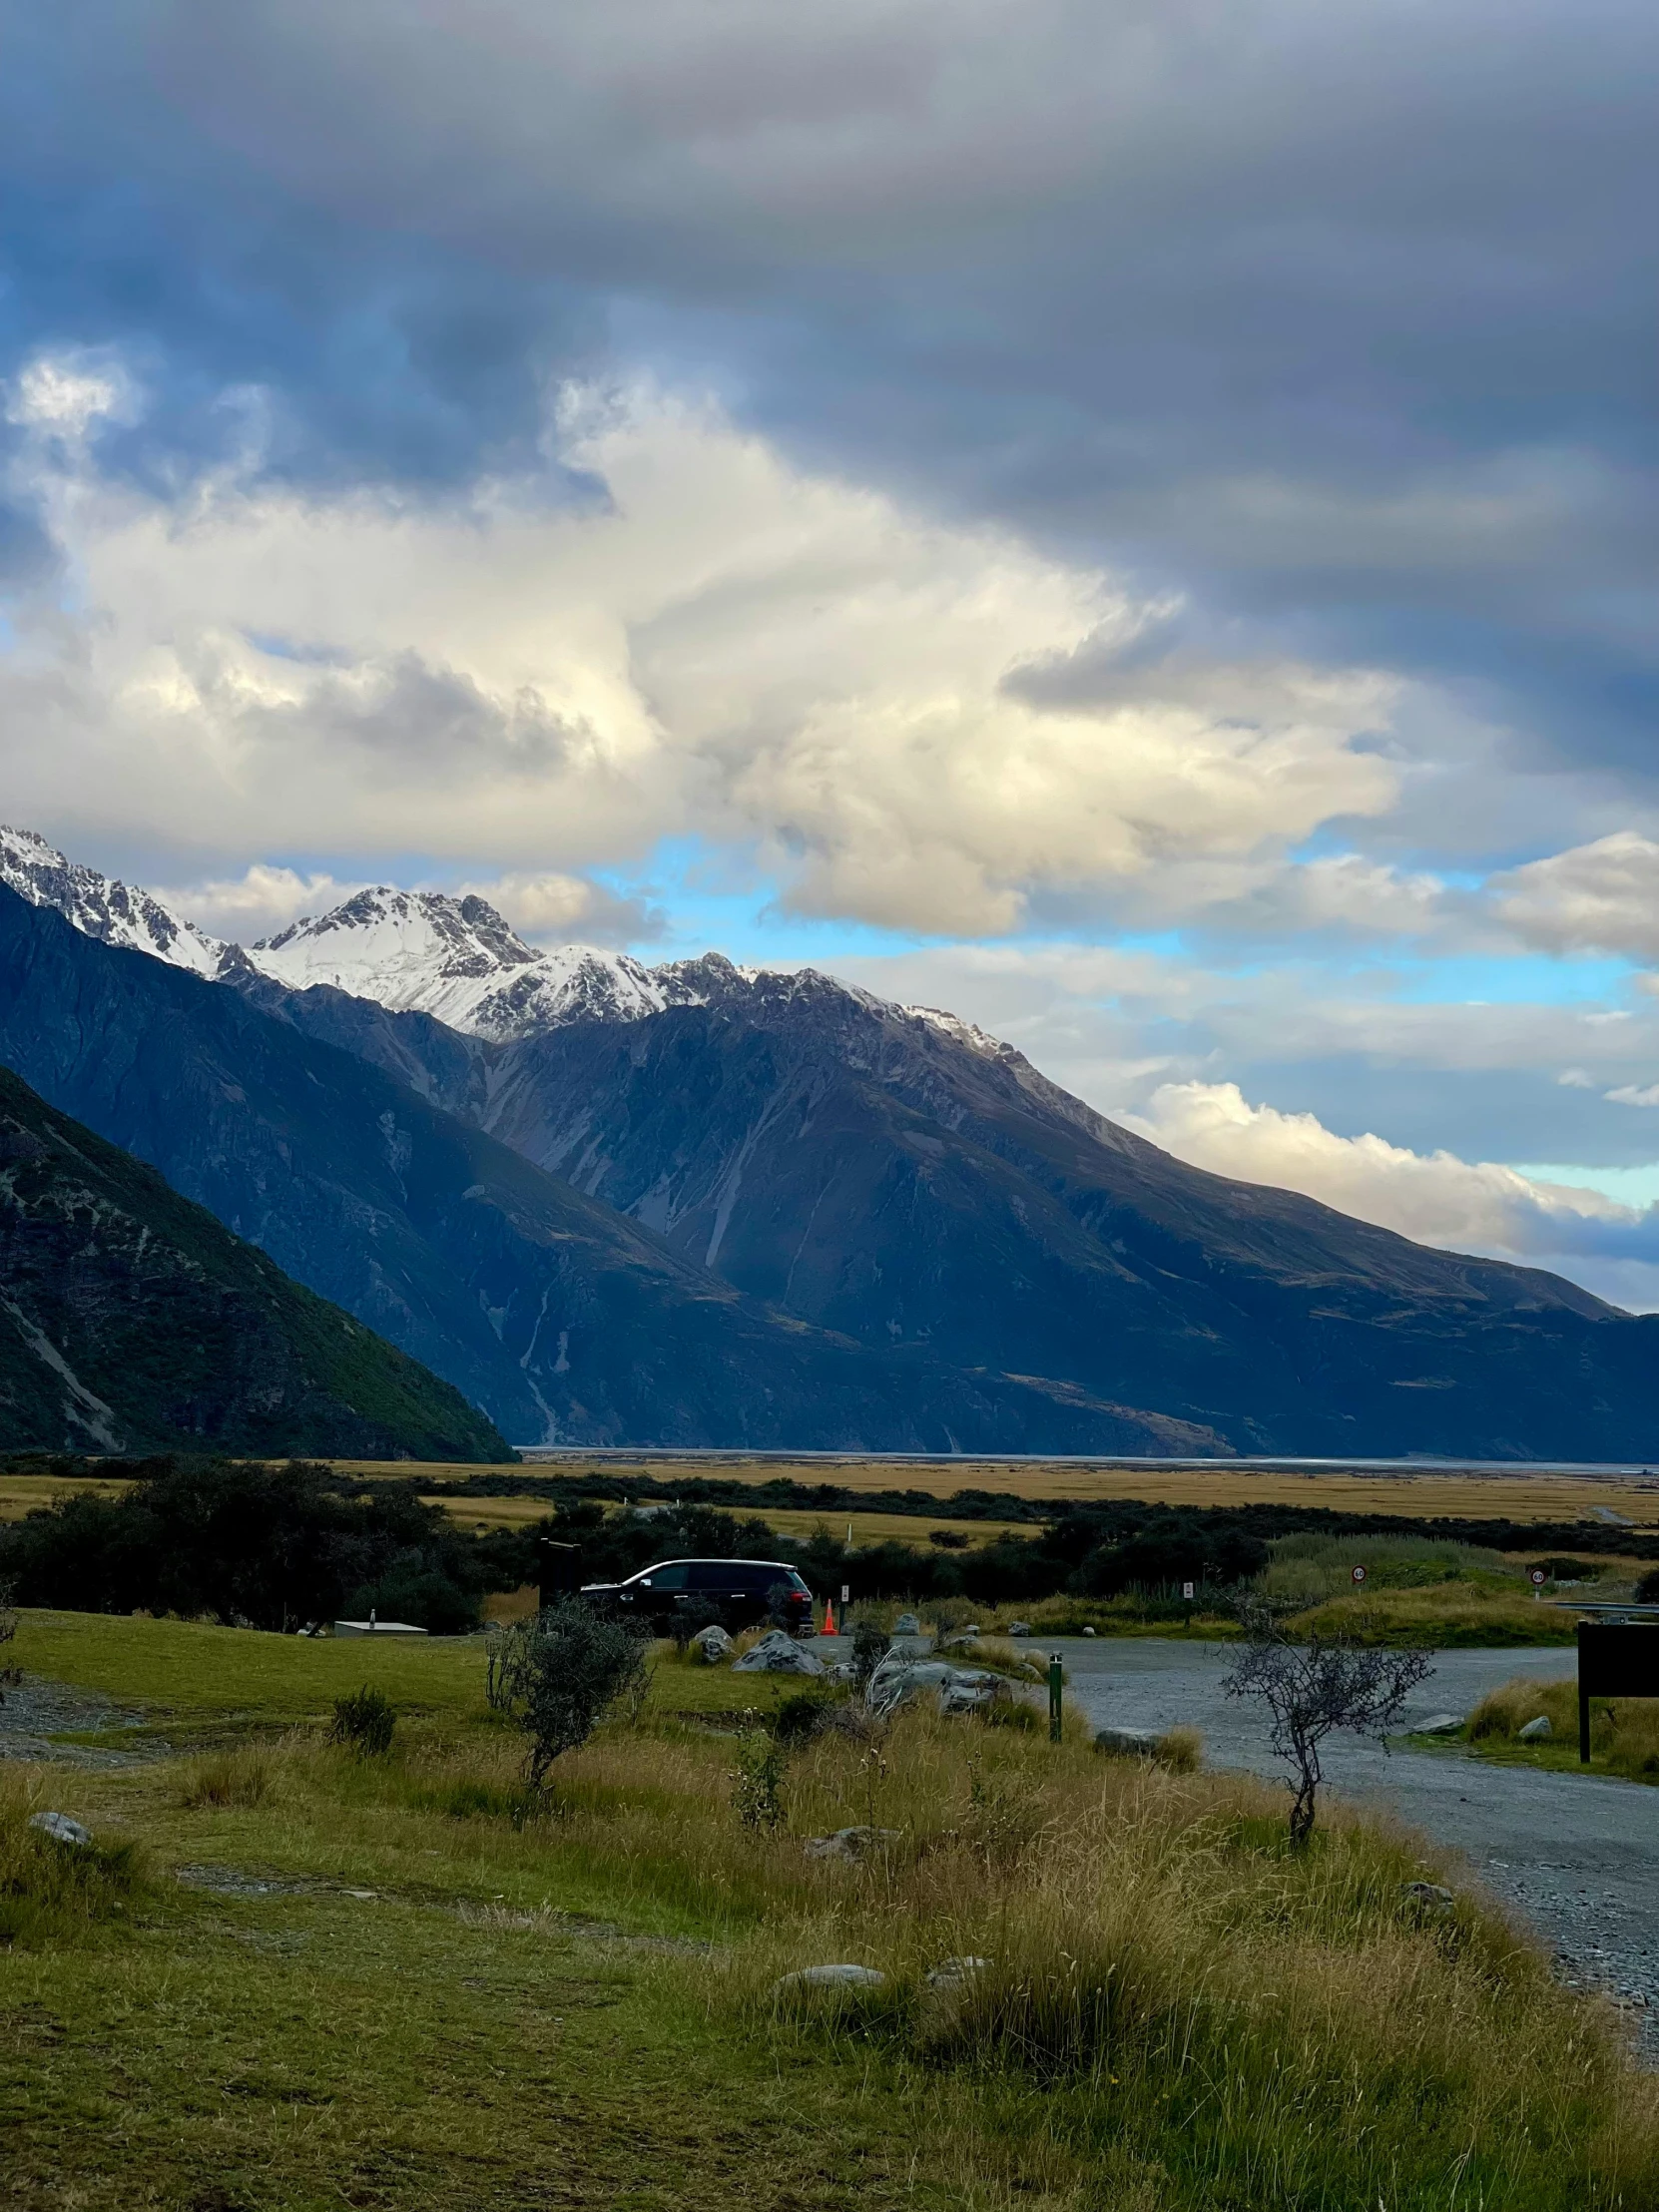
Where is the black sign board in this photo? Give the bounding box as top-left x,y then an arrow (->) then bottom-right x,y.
1576,1623 -> 1659,1762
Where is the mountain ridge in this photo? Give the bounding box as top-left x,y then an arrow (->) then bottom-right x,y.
0,1060 -> 512,1459
3,826 -> 1654,1458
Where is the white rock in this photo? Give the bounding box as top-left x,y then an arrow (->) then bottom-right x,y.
866,1654 -> 1004,1716
775,1963 -> 887,1992
29,1811 -> 92,1848
1414,1713 -> 1463,1736
1082,1626 -> 1097,1637
803,1826 -> 901,1862
690,1623 -> 735,1663
1094,1727 -> 1160,1757
1401,1881 -> 1455,1912
893,1612 -> 922,1636
1517,1714 -> 1552,1741
926,1954 -> 993,1989
1006,1622 -> 1031,1637
733,1628 -> 827,1676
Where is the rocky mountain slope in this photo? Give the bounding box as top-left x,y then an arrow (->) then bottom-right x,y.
0,887 -> 1214,1453
6,829 -> 1657,1456
0,1061 -> 510,1459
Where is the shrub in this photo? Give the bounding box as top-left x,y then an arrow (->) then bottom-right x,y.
1638,1565 -> 1659,1603
1153,1725 -> 1203,1773
494,1600 -> 652,1790
669,1597 -> 725,1653
329,1686 -> 396,1757
733,1721 -> 789,1833
773,1689 -> 842,1745
848,1619 -> 888,1687
0,1456 -> 484,1631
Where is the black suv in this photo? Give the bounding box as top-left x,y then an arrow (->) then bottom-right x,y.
580,1557 -> 815,1636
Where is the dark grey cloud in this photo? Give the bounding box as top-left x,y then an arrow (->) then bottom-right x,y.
1,0 -> 1654,801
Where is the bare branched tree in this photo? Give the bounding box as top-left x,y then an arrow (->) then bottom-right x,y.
1222,1599 -> 1432,1845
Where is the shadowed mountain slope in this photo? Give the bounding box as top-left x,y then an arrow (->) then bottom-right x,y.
252,958 -> 1659,1459
0,1062 -> 510,1459
0,889 -> 1216,1454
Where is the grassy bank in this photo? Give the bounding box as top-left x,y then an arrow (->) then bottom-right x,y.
1443,1674 -> 1659,1787
3,1609 -> 1657,2209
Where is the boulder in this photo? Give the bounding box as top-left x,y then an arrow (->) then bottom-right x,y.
926,1954 -> 992,1989
774,1963 -> 887,1993
1517,1714 -> 1552,1741
1081,1626 -> 1097,1637
804,1826 -> 901,1862
866,1654 -> 1003,1716
1413,1713 -> 1463,1736
893,1612 -> 922,1636
1401,1881 -> 1455,1914
733,1628 -> 828,1676
690,1623 -> 735,1664
1007,1622 -> 1031,1637
28,1811 -> 91,1848
1094,1727 -> 1160,1757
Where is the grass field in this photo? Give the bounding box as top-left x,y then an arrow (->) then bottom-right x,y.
425,1492 -> 1032,1548
4,1609 -> 1658,2210
387,1454 -> 1659,1527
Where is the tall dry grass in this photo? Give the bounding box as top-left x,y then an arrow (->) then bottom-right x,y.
1469,1675 -> 1659,1780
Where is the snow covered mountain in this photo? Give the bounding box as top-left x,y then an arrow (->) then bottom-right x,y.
250,886 -> 696,1039
0,827 -> 973,1052
0,826 -> 225,977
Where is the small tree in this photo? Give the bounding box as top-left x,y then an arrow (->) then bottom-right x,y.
497,1600 -> 652,1791
1222,1600 -> 1432,1845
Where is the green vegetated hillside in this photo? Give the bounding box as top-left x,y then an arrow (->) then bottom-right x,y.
0,1063 -> 510,1460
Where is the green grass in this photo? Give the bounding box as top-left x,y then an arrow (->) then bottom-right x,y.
3,1608 -> 1657,2210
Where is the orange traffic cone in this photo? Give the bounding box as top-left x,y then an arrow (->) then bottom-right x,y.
823,1597 -> 836,1635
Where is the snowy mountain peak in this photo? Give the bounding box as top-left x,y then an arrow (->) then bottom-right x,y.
0,826 -> 226,977
249,884 -> 682,1039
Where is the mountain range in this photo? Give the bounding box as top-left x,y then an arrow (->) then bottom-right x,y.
1,824 -> 1655,1458
0,1060 -> 509,1459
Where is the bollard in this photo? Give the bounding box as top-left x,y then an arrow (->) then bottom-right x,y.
1048,1653 -> 1064,1743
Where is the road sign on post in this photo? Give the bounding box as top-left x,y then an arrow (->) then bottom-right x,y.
1352,1565 -> 1368,1586
1576,1622 -> 1659,1763
1182,1581 -> 1195,1601
1048,1654 -> 1064,1744
1530,1568 -> 1547,1601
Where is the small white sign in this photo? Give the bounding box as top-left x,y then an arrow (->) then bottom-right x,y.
1182,1581 -> 1195,1600
1351,1565 -> 1368,1585
840,1583 -> 850,1603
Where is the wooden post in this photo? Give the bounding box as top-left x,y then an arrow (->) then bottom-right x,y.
1048,1653 -> 1064,1743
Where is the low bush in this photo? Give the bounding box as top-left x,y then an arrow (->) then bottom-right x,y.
493,1600 -> 653,1789
329,1685 -> 397,1757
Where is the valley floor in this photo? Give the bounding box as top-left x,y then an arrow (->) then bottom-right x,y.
4,1614 -> 1658,2210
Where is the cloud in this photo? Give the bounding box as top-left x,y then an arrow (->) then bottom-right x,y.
457,869 -> 663,946
1491,833 -> 1659,961
1123,1080 -> 1659,1298
0,364 -> 1398,933
151,864 -> 364,943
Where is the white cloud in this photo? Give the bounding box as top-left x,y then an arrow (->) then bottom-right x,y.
6,349 -> 138,440
152,864 -> 365,943
1491,832 -> 1659,961
0,366 -> 1398,934
1123,1080 -> 1659,1296
1607,1082 -> 1659,1109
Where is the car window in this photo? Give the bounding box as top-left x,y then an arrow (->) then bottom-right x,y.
637,1562 -> 689,1591
686,1562 -> 735,1591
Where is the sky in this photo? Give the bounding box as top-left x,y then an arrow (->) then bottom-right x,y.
2,1 -> 1658,1303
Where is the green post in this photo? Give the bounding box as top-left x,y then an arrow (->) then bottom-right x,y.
1048,1653 -> 1064,1743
